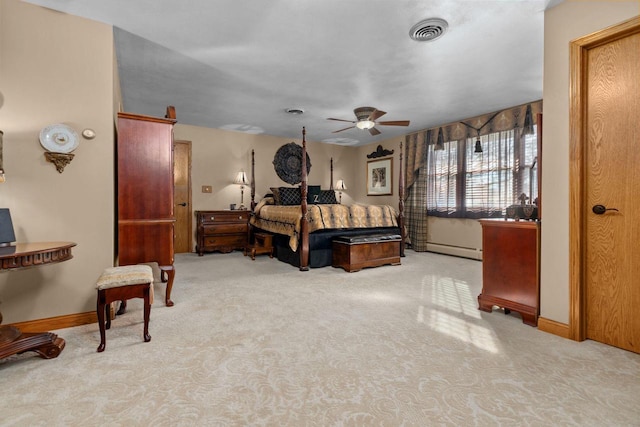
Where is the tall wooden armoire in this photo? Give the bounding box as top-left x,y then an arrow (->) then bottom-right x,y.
117,107 -> 176,306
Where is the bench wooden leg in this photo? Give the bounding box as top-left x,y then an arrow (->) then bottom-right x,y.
96,283 -> 151,352
143,286 -> 151,342
96,291 -> 107,353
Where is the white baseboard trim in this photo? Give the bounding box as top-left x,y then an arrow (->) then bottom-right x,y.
426,243 -> 482,260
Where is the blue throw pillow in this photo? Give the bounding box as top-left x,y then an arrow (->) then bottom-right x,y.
278,187 -> 301,205
307,185 -> 321,204
318,190 -> 338,204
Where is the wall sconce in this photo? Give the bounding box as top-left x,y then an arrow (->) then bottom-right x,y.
0,130 -> 5,183
233,170 -> 249,210
335,179 -> 347,204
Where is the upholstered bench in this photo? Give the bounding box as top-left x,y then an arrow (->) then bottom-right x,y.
332,233 -> 402,272
95,265 -> 153,352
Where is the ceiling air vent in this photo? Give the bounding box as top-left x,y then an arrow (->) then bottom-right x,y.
409,18 -> 448,42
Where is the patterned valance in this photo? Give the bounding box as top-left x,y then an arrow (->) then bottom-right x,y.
404,100 -> 542,191
424,100 -> 542,147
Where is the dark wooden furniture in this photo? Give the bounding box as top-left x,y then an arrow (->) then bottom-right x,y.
332,234 -> 402,272
245,232 -> 274,260
117,107 -> 176,306
0,242 -> 76,360
96,265 -> 152,353
248,128 -> 405,271
195,210 -> 250,255
478,219 -> 540,326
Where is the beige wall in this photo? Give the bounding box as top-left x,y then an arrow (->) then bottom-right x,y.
541,1 -> 639,324
0,0 -> 114,323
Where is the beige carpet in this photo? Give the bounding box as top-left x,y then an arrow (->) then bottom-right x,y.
1,251 -> 639,426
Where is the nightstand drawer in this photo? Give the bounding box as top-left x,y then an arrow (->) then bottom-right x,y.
197,211 -> 249,224
202,223 -> 247,235
204,235 -> 246,247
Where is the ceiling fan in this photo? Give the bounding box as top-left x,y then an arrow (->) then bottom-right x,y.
327,107 -> 410,136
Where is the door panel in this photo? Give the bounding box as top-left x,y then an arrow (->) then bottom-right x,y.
585,31 -> 640,352
173,141 -> 192,253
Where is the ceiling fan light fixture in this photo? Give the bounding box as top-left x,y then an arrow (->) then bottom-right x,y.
356,120 -> 375,130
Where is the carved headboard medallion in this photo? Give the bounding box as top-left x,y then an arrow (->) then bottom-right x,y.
273,142 -> 312,185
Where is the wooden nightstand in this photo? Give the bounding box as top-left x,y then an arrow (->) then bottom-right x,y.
195,210 -> 249,256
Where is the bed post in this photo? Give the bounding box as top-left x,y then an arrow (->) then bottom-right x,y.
398,141 -> 405,257
250,149 -> 256,211
330,157 -> 334,189
299,127 -> 310,271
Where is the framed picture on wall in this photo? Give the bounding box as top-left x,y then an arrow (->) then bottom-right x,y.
367,158 -> 393,196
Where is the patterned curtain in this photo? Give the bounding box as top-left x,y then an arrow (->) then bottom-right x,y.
404,132 -> 429,251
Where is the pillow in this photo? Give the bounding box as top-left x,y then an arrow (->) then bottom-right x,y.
306,185 -> 321,204
270,187 -> 282,205
254,196 -> 274,213
318,189 -> 338,204
277,187 -> 302,205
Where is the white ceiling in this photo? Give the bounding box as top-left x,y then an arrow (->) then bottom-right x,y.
25,0 -> 561,146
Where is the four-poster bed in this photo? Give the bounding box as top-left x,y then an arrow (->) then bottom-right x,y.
248,127 -> 405,270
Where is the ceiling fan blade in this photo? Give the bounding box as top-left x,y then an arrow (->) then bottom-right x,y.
369,127 -> 381,136
368,109 -> 387,121
377,120 -> 410,126
332,125 -> 356,133
327,118 -> 356,123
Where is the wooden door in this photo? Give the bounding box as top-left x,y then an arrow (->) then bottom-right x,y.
570,17 -> 640,353
174,140 -> 192,253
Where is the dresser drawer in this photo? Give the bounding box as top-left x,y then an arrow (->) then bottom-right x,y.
197,211 -> 249,224
202,223 -> 247,235
203,235 -> 246,247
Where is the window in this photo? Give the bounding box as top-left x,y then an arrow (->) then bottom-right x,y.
426,126 -> 538,218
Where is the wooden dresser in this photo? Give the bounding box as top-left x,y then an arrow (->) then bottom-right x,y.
478,219 -> 540,326
195,210 -> 249,256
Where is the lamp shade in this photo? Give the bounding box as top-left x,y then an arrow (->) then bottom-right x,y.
233,170 -> 248,185
335,179 -> 347,191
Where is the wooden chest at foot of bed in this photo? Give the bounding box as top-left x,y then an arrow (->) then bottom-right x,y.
332,234 -> 402,272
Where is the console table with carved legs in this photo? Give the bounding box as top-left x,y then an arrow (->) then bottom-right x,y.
0,242 -> 76,360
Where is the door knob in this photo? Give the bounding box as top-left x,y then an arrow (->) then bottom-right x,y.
592,204 -> 619,215
177,202 -> 187,207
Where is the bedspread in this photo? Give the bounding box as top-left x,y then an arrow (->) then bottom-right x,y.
250,201 -> 398,251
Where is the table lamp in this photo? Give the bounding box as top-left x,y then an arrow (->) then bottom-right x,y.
233,170 -> 249,210
335,179 -> 347,204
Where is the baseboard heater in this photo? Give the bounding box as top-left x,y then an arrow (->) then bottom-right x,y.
426,243 -> 482,260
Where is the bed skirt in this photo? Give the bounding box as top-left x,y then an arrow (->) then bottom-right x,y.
272,227 -> 401,268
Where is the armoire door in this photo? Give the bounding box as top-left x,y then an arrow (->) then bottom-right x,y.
570,16 -> 640,353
